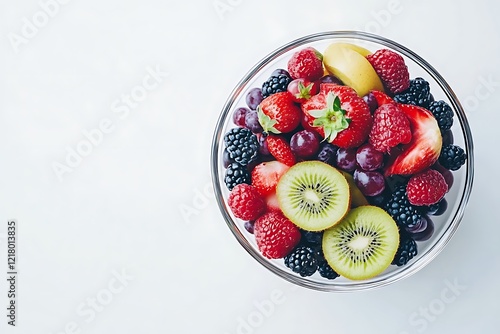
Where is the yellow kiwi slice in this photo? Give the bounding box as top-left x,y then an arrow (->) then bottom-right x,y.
322,206 -> 400,280
276,161 -> 350,231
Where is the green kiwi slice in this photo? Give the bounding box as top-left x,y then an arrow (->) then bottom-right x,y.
322,205 -> 400,280
276,161 -> 350,231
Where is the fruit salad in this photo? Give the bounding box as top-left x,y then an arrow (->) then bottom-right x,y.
220,42 -> 467,281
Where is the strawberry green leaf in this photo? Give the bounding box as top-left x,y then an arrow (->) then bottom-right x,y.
296,81 -> 313,100
257,106 -> 281,134
308,92 -> 350,142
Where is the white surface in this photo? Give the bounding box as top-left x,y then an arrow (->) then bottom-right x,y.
0,0 -> 499,333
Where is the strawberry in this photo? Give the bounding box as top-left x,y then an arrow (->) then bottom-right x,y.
369,103 -> 412,153
371,90 -> 394,107
385,104 -> 442,176
254,211 -> 301,259
257,92 -> 301,134
407,169 -> 448,206
287,78 -> 319,103
265,192 -> 281,212
287,47 -> 324,81
367,49 -> 410,94
302,84 -> 372,148
228,184 -> 267,221
266,135 -> 296,166
251,161 -> 290,196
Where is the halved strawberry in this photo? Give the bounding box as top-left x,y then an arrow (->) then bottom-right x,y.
302,84 -> 372,148
266,135 -> 296,166
251,161 -> 290,196
371,90 -> 394,107
385,104 -> 442,176
257,92 -> 301,134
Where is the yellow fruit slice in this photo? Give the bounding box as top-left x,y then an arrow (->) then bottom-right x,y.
333,43 -> 372,57
341,171 -> 369,208
323,43 -> 384,96
276,161 -> 350,231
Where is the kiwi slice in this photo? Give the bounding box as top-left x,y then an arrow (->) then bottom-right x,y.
276,161 -> 350,231
322,206 -> 399,280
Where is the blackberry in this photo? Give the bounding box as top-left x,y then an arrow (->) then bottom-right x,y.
284,246 -> 318,277
428,100 -> 454,131
394,77 -> 432,108
224,162 -> 250,190
439,144 -> 466,171
224,128 -> 259,166
261,74 -> 291,98
385,185 -> 424,231
392,233 -> 418,266
318,260 -> 339,280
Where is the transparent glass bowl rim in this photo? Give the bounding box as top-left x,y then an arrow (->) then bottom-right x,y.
210,31 -> 474,292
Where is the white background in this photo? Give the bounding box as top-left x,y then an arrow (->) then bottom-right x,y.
0,0 -> 499,333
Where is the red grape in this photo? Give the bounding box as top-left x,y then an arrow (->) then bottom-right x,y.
290,130 -> 320,158
354,169 -> 386,197
246,88 -> 263,110
336,148 -> 357,172
232,107 -> 249,127
356,143 -> 384,171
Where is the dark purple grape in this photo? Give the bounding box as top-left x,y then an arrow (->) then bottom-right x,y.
354,170 -> 386,197
356,143 -> 384,171
367,188 -> 390,207
244,221 -> 255,234
258,134 -> 270,156
223,149 -> 232,168
363,92 -> 379,114
290,130 -> 320,158
246,88 -> 264,110
232,107 -> 249,127
386,175 -> 410,192
244,111 -> 263,134
336,148 -> 357,172
271,68 -> 290,78
320,75 -> 343,85
317,143 -> 338,166
413,218 -> 435,241
442,129 -> 454,146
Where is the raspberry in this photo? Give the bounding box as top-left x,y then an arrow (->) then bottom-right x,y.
368,103 -> 412,153
367,49 -> 410,94
287,47 -> 324,81
228,184 -> 267,221
407,169 -> 448,206
254,211 -> 301,259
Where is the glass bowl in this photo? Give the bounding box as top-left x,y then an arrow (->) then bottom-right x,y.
211,31 -> 474,292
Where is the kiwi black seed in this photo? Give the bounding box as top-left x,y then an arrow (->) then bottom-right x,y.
322,205 -> 399,280
276,161 -> 350,231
